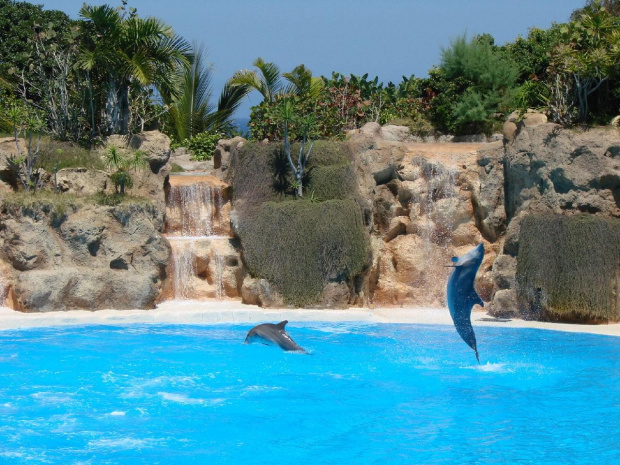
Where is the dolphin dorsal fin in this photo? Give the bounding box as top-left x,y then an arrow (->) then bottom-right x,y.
276,320 -> 288,329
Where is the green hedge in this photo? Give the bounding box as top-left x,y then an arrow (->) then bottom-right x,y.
517,214 -> 620,321
231,140 -> 355,204
231,140 -> 370,306
237,199 -> 370,306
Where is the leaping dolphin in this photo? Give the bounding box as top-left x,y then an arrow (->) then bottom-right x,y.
446,243 -> 485,362
244,320 -> 307,353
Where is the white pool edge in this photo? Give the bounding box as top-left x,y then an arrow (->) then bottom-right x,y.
1,300 -> 619,337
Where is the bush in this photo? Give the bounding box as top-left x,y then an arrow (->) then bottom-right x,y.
230,139 -> 371,306
516,214 -> 620,321
230,140 -> 355,204
180,131 -> 223,161
38,138 -> 105,172
238,199 -> 370,306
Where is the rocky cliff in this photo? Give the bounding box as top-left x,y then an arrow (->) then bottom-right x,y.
0,130 -> 172,311
0,201 -> 170,311
483,122 -> 620,320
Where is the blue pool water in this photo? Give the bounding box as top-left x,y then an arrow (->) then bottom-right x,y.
0,323 -> 619,464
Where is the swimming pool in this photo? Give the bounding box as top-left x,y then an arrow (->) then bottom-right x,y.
0,323 -> 618,464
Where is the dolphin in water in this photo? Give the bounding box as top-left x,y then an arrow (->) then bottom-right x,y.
244,320 -> 306,353
446,243 -> 485,362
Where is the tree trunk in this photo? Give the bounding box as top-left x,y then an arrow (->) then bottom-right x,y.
119,82 -> 130,135
105,75 -> 120,135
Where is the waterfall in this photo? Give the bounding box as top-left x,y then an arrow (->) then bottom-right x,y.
165,182 -> 224,237
170,238 -> 197,300
0,269 -> 6,305
214,251 -> 224,301
164,174 -> 230,300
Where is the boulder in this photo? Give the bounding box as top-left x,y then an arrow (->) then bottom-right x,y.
491,254 -> 516,290
0,137 -> 25,189
128,130 -> 171,173
489,289 -> 519,317
381,125 -> 411,142
55,168 -> 112,196
503,120 -> 518,142
214,137 -> 245,171
0,202 -> 171,311
241,276 -> 284,307
522,111 -> 547,127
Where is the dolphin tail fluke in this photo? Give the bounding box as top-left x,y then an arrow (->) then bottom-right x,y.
474,345 -> 480,363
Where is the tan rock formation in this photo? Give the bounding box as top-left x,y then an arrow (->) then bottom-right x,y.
0,202 -> 170,311
350,122 -> 498,308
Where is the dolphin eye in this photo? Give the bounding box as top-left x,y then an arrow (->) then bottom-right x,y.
451,257 -> 458,263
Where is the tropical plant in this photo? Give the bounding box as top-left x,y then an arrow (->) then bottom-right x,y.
546,4 -> 620,123
435,34 -> 518,134
230,57 -> 283,103
2,99 -> 46,192
77,3 -> 191,135
280,100 -> 315,197
183,130 -> 224,160
104,146 -> 147,195
165,43 -> 249,142
282,64 -> 324,99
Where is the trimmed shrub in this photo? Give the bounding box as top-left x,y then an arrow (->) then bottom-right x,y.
230,139 -> 371,306
230,140 -> 355,204
517,214 -> 620,321
237,199 -> 370,306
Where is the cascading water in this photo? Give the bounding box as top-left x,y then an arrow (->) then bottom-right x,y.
164,174 -> 231,300
0,268 -> 7,305
165,179 -> 225,237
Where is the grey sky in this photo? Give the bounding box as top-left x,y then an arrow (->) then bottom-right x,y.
42,0 -> 585,117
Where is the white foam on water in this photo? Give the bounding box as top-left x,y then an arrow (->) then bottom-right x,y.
158,392 -> 225,406
108,411 -> 126,416
88,437 -> 157,450
31,391 -> 74,404
463,362 -> 515,373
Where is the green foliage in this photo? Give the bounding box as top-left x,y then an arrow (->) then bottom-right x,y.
104,147 -> 147,194
503,27 -> 563,82
545,4 -> 620,124
435,34 -> 518,134
230,139 -> 369,305
179,130 -> 223,161
231,140 -> 354,203
37,138 -> 105,171
238,199 -> 370,306
0,0 -> 74,93
517,214 -> 620,321
164,43 -> 248,143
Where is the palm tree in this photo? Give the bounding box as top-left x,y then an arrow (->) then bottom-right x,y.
229,57 -> 283,103
165,43 -> 250,142
77,4 -> 191,135
230,59 -> 324,104
282,64 -> 324,99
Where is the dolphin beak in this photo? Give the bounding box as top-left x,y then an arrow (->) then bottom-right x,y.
474,348 -> 480,364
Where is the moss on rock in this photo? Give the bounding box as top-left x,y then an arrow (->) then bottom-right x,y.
516,214 -> 620,321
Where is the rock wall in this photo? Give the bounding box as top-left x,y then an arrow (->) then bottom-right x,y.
349,123 -> 498,307
485,122 -> 620,318
0,130 -> 173,311
0,202 -> 170,311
